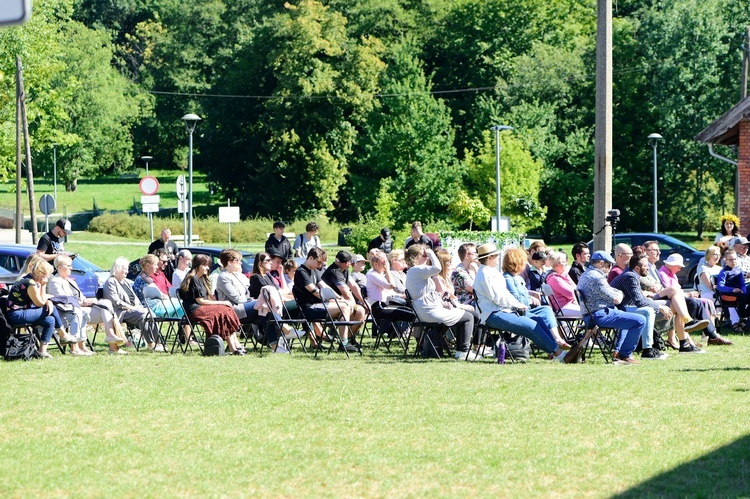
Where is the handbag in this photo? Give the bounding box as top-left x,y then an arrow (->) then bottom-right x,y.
4,332 -> 39,361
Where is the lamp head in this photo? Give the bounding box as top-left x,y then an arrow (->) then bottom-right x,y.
648,133 -> 663,147
490,125 -> 514,132
181,113 -> 201,133
141,155 -> 153,162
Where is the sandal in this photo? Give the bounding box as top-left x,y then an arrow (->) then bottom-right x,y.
666,339 -> 679,350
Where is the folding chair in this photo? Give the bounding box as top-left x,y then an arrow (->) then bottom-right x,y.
370,301 -> 413,354
403,290 -> 455,360
142,289 -> 183,354
292,288 -> 362,358
540,283 -> 585,346
576,290 -> 617,363
173,293 -> 205,355
258,287 -> 308,356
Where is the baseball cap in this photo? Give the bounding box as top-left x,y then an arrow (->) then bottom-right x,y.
351,254 -> 366,263
335,250 -> 352,263
55,218 -> 72,234
530,250 -> 547,261
381,228 -> 391,239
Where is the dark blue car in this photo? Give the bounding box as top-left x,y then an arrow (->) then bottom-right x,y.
0,244 -> 103,298
587,233 -> 703,287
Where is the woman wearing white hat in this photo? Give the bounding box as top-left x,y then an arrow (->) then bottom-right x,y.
473,243 -> 580,363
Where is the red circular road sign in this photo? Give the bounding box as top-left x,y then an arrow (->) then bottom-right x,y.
139,176 -> 159,195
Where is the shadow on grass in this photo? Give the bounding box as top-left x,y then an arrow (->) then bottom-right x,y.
614,434 -> 750,497
678,367 -> 750,372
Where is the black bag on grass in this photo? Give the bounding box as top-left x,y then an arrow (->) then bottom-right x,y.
5,332 -> 39,361
203,335 -> 225,356
503,332 -> 530,362
421,327 -> 445,358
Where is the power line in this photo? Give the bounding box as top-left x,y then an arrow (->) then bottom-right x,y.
144,60 -> 660,102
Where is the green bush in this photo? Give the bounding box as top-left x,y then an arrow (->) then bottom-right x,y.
346,216 -> 387,255
438,230 -> 522,250
88,213 -> 343,244
88,213 -> 151,239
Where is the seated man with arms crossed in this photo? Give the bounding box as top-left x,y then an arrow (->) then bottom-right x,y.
610,254 -> 673,359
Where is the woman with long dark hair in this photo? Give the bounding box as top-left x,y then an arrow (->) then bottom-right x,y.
180,254 -> 244,355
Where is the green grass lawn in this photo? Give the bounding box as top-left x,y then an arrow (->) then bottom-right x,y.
3,169 -> 215,214
1,332 -> 749,496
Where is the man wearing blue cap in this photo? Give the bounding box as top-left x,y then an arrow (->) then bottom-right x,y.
577,250 -> 647,365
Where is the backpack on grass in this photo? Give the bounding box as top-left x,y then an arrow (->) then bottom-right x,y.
204,335 -> 225,356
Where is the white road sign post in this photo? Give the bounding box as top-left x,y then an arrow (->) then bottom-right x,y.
219,201 -> 240,246
139,176 -> 160,241
176,175 -> 188,246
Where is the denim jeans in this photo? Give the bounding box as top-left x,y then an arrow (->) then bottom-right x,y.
485,309 -> 558,354
7,306 -> 63,343
586,307 -> 646,358
625,306 -> 655,349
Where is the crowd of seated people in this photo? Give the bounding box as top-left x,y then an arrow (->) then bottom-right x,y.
7,218 -> 738,363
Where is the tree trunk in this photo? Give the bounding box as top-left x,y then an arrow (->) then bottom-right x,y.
66,178 -> 77,192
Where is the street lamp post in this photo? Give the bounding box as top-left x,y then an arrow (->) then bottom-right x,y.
52,143 -> 58,203
181,114 -> 201,244
140,155 -> 153,176
490,125 -> 514,231
648,133 -> 663,233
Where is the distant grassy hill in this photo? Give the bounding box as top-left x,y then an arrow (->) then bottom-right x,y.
1,169 -> 214,214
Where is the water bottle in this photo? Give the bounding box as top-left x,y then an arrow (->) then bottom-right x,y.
496,339 -> 506,364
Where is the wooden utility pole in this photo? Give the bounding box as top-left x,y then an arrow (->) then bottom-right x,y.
593,0 -> 613,252
15,58 -> 22,243
17,56 -> 37,242
741,26 -> 749,100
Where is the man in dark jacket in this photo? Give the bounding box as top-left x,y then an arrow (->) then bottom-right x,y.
265,221 -> 293,262
368,228 -> 393,254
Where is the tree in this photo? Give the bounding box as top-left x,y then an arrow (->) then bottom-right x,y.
617,0 -> 743,234
348,40 -> 461,226
462,130 -> 545,233
206,0 -> 385,219
0,0 -> 147,187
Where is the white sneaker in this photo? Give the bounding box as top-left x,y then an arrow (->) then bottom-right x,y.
284,328 -> 304,340
553,350 -> 568,363
274,346 -> 290,354
455,350 -> 482,361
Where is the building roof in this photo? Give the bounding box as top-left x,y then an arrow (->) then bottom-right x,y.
694,95 -> 750,145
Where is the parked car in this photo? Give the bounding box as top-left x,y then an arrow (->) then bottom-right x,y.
587,233 -> 703,287
0,244 -> 104,297
0,266 -> 17,288
127,247 -> 256,281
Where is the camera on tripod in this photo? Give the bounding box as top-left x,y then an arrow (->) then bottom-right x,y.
605,209 -> 620,224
